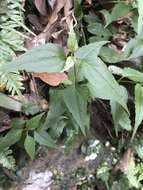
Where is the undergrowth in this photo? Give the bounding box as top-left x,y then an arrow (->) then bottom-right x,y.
1,0 -> 143,189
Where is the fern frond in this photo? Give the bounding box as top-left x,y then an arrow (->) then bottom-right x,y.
0,72 -> 24,95
0,0 -> 26,95
0,148 -> 16,170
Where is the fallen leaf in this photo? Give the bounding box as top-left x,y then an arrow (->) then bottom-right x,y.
34,0 -> 48,15
32,0 -> 67,44
33,72 -> 68,86
64,0 -> 73,27
0,84 -> 5,92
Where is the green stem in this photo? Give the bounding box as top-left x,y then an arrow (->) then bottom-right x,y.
105,181 -> 110,190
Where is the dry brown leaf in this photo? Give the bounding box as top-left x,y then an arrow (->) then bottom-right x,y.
34,0 -> 47,15
33,72 -> 68,86
0,84 -> 5,92
32,0 -> 67,45
43,0 -> 67,31
64,0 -> 73,27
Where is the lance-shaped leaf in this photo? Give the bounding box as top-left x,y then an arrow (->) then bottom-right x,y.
109,66 -> 143,83
0,93 -> 22,111
0,43 -> 65,73
137,0 -> 143,35
132,84 -> 143,140
81,58 -> 128,111
61,85 -> 90,135
24,135 -> 35,160
110,87 -> 131,136
0,129 -> 22,152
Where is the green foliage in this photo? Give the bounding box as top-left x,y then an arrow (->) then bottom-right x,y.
1,43 -> 66,73
103,2 -> 131,27
137,0 -> 143,36
0,72 -> 24,95
2,1 -> 143,178
0,128 -> 23,152
131,84 -> 143,140
0,148 -> 16,170
24,134 -> 35,160
0,0 -> 26,95
96,162 -> 110,190
34,131 -> 56,148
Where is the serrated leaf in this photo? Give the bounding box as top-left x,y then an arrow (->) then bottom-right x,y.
0,129 -> 22,152
24,135 -> 35,160
132,84 -> 143,140
0,72 -> 24,95
81,58 -> 128,111
0,93 -> 22,111
0,43 -> 66,73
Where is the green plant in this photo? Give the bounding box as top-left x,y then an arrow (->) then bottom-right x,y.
0,20 -> 129,160
0,0 -> 35,95
0,148 -> 16,170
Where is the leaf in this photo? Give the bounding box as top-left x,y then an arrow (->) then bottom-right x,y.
34,131 -> 56,148
22,101 -> 43,115
0,72 -> 24,95
33,72 -> 68,86
0,93 -> 22,111
24,135 -> 35,160
124,38 -> 143,60
81,58 -> 128,111
109,66 -> 143,83
75,41 -> 107,61
104,2 -> 131,27
61,85 -> 90,135
137,0 -> 143,35
100,47 -> 125,63
0,43 -> 66,73
67,23 -> 78,52
132,84 -> 143,140
122,68 -> 143,83
0,129 -> 22,152
87,23 -> 111,39
26,113 -> 45,130
34,0 -> 47,15
110,88 -> 131,136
